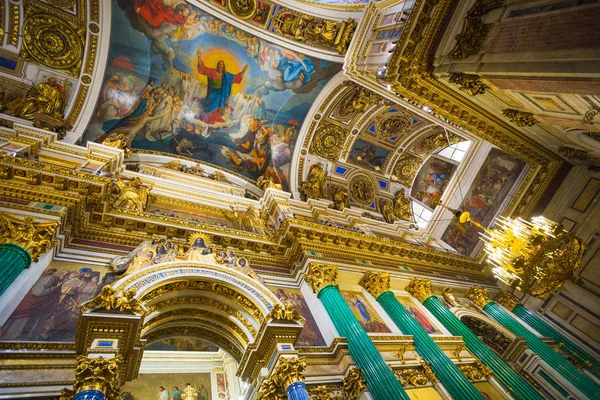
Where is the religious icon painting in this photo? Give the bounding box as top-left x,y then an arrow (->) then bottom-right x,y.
341,291 -> 391,333
88,0 -> 341,192
410,156 -> 457,209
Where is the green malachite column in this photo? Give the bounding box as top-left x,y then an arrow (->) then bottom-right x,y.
360,272 -> 484,400
0,243 -> 32,295
482,301 -> 600,399
497,292 -> 600,378
407,279 -> 543,400
304,264 -> 409,400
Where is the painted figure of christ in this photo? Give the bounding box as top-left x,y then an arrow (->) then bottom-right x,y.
196,50 -> 248,124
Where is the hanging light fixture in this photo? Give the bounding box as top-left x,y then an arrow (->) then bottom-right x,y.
459,212 -> 585,299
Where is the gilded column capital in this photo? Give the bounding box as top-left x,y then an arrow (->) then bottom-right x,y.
272,357 -> 306,389
359,271 -> 391,299
0,213 -> 59,262
405,277 -> 433,303
74,355 -> 123,398
495,291 -> 519,310
303,263 -> 338,294
466,286 -> 492,308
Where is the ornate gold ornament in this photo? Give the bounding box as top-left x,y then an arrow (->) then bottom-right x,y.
330,186 -> 350,211
376,114 -> 411,140
257,176 -> 283,191
227,205 -> 269,235
268,302 -> 305,323
21,13 -> 85,76
559,146 -> 590,161
59,388 -> 73,400
257,357 -> 306,400
502,109 -> 538,127
228,0 -> 257,19
581,108 -> 599,125
452,344 -> 465,361
337,85 -> 380,118
459,360 -> 493,380
304,263 -> 338,294
495,291 -> 519,310
256,378 -> 286,400
73,355 -> 123,398
115,288 -> 145,314
442,288 -> 459,307
480,216 -> 585,299
112,176 -> 152,212
391,154 -> 421,186
299,163 -> 327,201
405,277 -> 433,303
449,73 -> 489,96
466,286 -> 491,308
1,77 -> 71,121
449,0 -> 504,59
394,343 -> 413,364
102,133 -> 132,158
417,129 -> 462,155
310,123 -> 347,161
381,190 -> 412,223
0,213 -> 58,262
272,10 -> 357,54
308,385 -> 345,400
348,174 -> 375,207
395,362 -> 437,387
359,271 -> 391,299
342,367 -> 367,400
82,286 -> 118,312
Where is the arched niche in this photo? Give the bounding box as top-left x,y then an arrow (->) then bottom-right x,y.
112,261 -> 283,362
455,309 -> 515,356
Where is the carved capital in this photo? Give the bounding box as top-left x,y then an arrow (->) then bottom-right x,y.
0,213 -> 59,262
342,367 -> 367,400
405,277 -> 433,303
74,355 -> 123,397
466,286 -> 492,308
272,357 -> 306,389
495,291 -> 519,310
304,263 -> 338,294
359,271 -> 391,299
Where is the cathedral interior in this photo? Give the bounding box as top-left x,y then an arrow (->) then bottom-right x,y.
0,0 -> 598,399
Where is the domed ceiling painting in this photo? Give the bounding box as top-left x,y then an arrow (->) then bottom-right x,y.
86,0 -> 341,190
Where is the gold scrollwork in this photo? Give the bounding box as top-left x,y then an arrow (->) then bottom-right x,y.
391,154 -> 421,187
359,271 -> 391,299
310,123 -> 347,161
21,13 -> 85,77
449,73 -> 489,96
449,0 -> 504,59
405,277 -> 433,303
502,109 -> 538,127
0,213 -> 59,262
73,355 -> 123,398
466,286 -> 491,308
342,367 -> 367,400
376,114 -> 411,140
348,174 -> 375,207
495,291 -> 519,310
304,263 -> 338,294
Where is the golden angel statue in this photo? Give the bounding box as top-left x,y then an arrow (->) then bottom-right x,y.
112,176 -> 152,212
299,163 -> 327,201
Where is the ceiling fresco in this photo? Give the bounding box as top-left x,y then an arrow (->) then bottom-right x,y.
85,0 -> 341,190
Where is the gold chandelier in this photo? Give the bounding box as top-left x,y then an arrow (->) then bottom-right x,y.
460,213 -> 585,299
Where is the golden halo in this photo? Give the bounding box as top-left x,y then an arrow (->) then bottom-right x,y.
188,232 -> 211,247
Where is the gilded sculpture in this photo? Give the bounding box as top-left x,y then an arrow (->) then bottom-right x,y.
102,133 -> 132,158
559,146 -> 590,161
342,367 -> 367,400
228,205 -> 268,235
359,271 -> 390,299
377,114 -> 411,140
405,277 -> 433,303
257,176 -> 283,191
442,288 -> 459,307
348,174 -> 375,206
0,213 -> 58,262
73,355 -> 124,399
299,163 -> 327,201
449,73 -> 489,96
115,288 -> 145,315
495,291 -> 519,310
303,263 -> 338,294
111,238 -> 178,275
382,190 -> 412,223
459,360 -> 493,380
391,154 -> 421,187
502,109 -> 538,127
417,130 -> 462,155
449,0 -> 504,59
268,302 -> 305,323
1,77 -> 70,121
82,286 -> 118,312
395,365 -> 433,387
257,357 -> 306,400
466,286 -> 491,308
338,85 -> 380,118
113,176 -> 152,212
330,186 -> 350,211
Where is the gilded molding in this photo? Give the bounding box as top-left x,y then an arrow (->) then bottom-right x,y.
449,73 -> 489,96
304,263 -> 338,294
405,277 -> 433,303
495,291 -> 519,310
459,359 -> 493,381
342,367 -> 367,400
359,271 -> 391,299
466,286 -> 491,308
502,109 -> 538,127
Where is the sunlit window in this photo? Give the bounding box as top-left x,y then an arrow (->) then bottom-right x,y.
412,201 -> 433,228
437,141 -> 471,162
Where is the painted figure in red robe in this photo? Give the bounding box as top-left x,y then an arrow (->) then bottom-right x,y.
135,0 -> 190,28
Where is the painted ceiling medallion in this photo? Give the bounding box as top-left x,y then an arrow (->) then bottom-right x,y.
228,0 -> 258,19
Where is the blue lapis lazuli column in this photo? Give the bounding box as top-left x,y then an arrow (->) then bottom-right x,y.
286,381 -> 310,400
73,390 -> 106,400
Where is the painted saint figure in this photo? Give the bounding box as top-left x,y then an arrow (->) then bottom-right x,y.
196,50 -> 248,124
